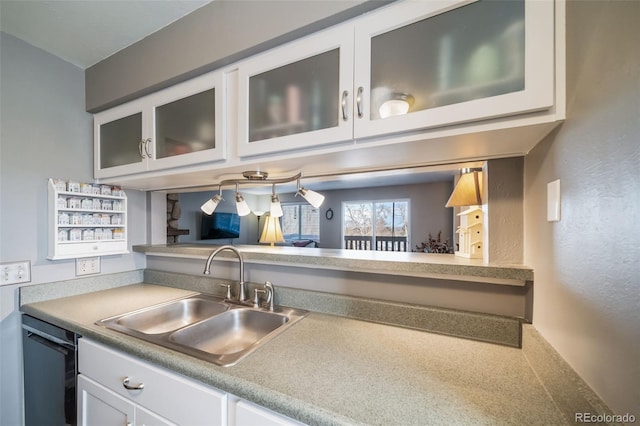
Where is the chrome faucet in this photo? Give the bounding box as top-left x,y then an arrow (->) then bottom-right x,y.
203,245 -> 246,302
252,281 -> 275,311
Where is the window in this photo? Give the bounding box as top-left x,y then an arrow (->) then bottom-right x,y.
281,204 -> 320,242
343,200 -> 409,251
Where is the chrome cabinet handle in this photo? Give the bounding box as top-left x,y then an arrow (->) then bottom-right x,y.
341,90 -> 349,121
138,139 -> 145,159
122,377 -> 144,390
143,138 -> 151,158
356,86 -> 364,118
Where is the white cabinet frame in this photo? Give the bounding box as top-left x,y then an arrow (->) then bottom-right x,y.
236,24 -> 355,157
352,0 -> 555,139
94,70 -> 226,179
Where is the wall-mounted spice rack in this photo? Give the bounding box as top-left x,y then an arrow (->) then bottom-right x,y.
47,178 -> 128,259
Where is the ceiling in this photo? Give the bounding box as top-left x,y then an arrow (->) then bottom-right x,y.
0,0 -> 213,69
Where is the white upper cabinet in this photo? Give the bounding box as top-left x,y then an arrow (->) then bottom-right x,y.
93,0 -> 562,189
353,0 -> 554,139
237,0 -> 557,157
237,24 -> 355,157
94,71 -> 226,179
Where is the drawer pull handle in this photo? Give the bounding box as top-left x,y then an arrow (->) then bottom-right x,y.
122,377 -> 144,390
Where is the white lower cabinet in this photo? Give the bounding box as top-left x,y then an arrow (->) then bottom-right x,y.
231,398 -> 305,426
78,375 -> 175,426
78,339 -> 305,426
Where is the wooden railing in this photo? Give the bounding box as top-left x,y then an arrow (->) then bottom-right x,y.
344,236 -> 407,252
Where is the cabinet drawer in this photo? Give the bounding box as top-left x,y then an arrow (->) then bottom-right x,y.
79,339 -> 226,425
234,399 -> 305,426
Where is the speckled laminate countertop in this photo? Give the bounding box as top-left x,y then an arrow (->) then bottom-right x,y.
21,283 -> 566,425
133,244 -> 533,286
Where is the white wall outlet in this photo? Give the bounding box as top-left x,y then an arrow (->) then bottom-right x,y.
0,260 -> 32,286
547,179 -> 561,222
76,257 -> 100,276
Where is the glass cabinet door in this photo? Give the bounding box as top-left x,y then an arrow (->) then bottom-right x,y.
149,71 -> 225,170
237,24 -> 354,157
155,89 -> 215,158
99,113 -> 143,169
94,100 -> 148,179
354,0 -> 554,138
248,49 -> 340,142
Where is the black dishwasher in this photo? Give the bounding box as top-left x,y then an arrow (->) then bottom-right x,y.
22,314 -> 78,426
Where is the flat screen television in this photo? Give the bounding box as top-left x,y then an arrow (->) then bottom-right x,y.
201,212 -> 241,240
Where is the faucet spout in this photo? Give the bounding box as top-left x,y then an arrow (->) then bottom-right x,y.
203,245 -> 246,302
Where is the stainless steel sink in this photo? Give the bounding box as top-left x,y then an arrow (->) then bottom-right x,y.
170,308 -> 288,353
96,293 -> 307,366
98,294 -> 229,335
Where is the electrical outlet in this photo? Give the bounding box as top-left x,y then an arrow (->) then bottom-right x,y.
76,257 -> 100,276
0,260 -> 31,286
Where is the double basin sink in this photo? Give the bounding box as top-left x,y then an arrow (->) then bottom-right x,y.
97,293 -> 307,367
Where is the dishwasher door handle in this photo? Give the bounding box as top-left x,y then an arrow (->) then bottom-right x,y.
25,331 -> 72,356
22,324 -> 75,350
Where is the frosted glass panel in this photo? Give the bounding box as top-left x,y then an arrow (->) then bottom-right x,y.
155,89 -> 215,159
370,0 -> 525,120
100,113 -> 142,169
248,49 -> 339,142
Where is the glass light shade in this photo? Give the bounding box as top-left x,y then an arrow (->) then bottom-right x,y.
259,215 -> 284,246
446,170 -> 483,207
235,193 -> 251,216
298,187 -> 325,208
379,99 -> 410,118
270,194 -> 283,218
200,194 -> 222,215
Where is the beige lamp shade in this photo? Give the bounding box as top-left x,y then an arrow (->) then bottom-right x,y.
446,170 -> 483,207
259,214 -> 284,246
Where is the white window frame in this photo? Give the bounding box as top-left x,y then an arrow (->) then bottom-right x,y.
341,199 -> 411,250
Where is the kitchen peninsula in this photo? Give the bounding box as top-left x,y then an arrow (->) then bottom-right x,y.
20,273 -> 578,426
133,244 -> 534,285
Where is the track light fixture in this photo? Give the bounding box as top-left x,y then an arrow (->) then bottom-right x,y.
234,184 -> 251,216
200,171 -> 324,218
200,186 -> 223,215
296,178 -> 325,208
270,184 -> 283,218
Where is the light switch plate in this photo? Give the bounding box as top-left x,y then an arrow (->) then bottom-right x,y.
547,179 -> 561,222
1,260 -> 32,286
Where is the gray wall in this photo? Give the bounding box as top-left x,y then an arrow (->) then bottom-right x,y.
0,33 -> 147,425
523,0 -> 639,417
485,157 -> 524,264
85,0 -> 386,112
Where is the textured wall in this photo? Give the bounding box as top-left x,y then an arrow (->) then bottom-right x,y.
486,157 -> 524,264
524,0 -> 640,416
